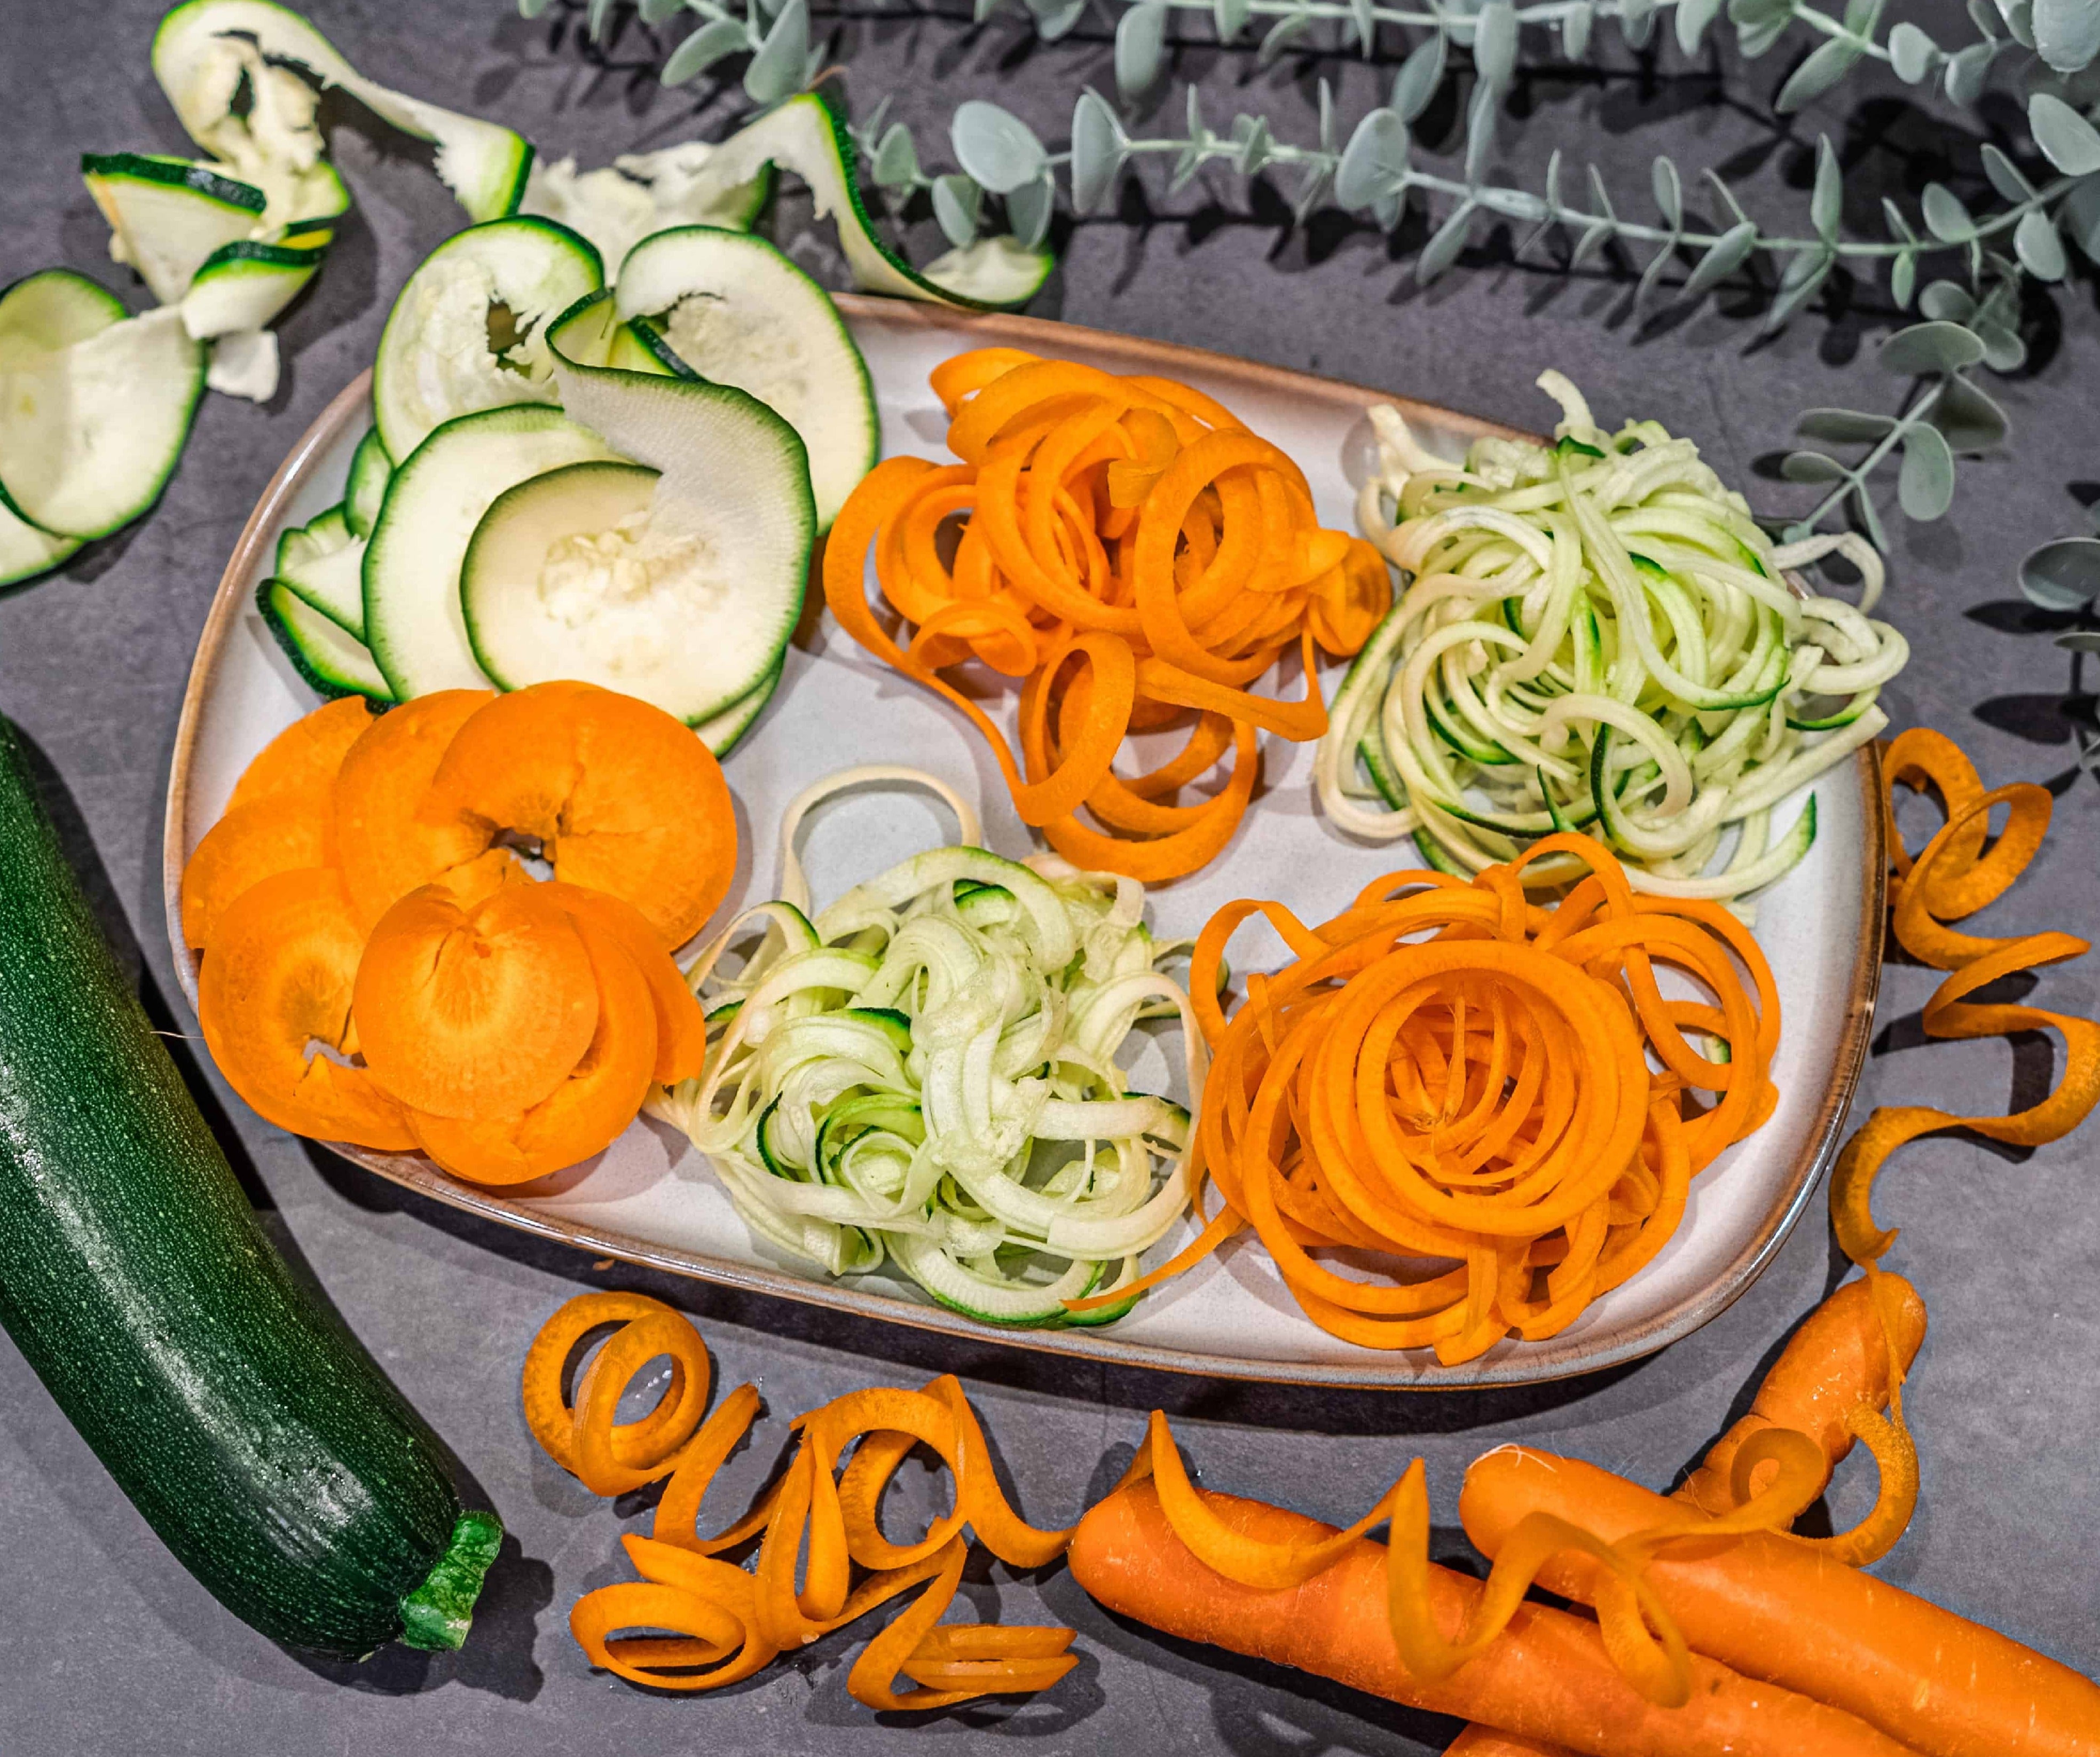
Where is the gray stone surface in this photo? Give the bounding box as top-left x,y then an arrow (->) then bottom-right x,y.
3,2 -> 2098,1751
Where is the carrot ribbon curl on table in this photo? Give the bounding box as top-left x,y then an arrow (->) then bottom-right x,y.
524,1293 -> 1077,1707
1071,831 -> 1779,1365
823,348 -> 1392,882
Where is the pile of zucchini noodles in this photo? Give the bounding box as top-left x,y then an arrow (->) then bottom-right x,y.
650,768 -> 1205,1327
1318,371 -> 1909,906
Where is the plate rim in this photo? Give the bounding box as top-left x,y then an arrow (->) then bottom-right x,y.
162,302 -> 1886,1390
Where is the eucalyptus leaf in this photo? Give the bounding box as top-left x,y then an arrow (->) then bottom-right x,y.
1776,38 -> 1863,114
1349,0 -> 1378,56
1572,218 -> 1613,268
2057,631 -> 2100,652
1892,247 -> 1917,309
2030,91 -> 2100,175
2034,0 -> 2100,70
1897,422 -> 1956,519
742,0 -> 808,105
1393,32 -> 1448,124
1921,182 -> 1975,241
872,122 -> 919,192
520,0 -> 553,17
1966,0 -> 2000,38
1465,82 -> 1497,185
1115,4 -> 1170,100
1881,194 -> 1917,243
1810,135 -> 1842,242
1292,162 -> 1332,223
1889,18 -> 1937,79
637,0 -> 685,18
975,0 -> 1010,20
2021,535 -> 2100,608
1636,235 -> 1682,307
1007,173 -> 1056,250
1796,407 -> 1899,442
1781,450 -> 1849,484
1032,0 -> 1089,37
1319,76 -> 1337,154
1475,1 -> 1519,92
2017,206 -> 2069,279
932,174 -> 982,249
1855,482 -> 1889,552
1653,155 -> 1683,230
1682,219 -> 1759,298
1336,108 -> 1412,211
1931,374 -> 2010,451
1843,0 -> 1883,32
1234,113 -> 1275,177
1677,0 -> 1726,54
587,0 -> 616,45
1374,188 -> 1405,231
1980,143 -> 2036,203
1259,12 -> 1314,63
1564,2 -> 1595,57
2002,0 -> 2037,49
1620,0 -> 1658,49
1737,9 -> 1795,55
1881,319 -> 1986,374
1943,40 -> 1995,104
1069,90 -> 1127,215
1477,186 -> 1548,220
1976,318 -> 2028,373
753,0 -> 785,20
952,100 -> 1049,194
1213,0 -> 1252,42
1419,201 -> 1476,282
1764,246 -> 1832,331
1917,279 -> 1977,321
2062,171 -> 2100,261
1706,167 -> 1751,227
662,15 -> 749,84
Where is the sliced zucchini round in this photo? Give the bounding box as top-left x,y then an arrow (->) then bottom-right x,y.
694,655 -> 782,758
80,152 -> 265,305
276,503 -> 366,636
0,275 -> 207,541
699,93 -> 1052,312
257,577 -> 393,702
363,403 -> 624,700
616,226 -> 877,533
0,499 -> 82,589
371,217 -> 603,462
461,454 -> 800,725
344,426 -> 391,540
153,1 -> 533,225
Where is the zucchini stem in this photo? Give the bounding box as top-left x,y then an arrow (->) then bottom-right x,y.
397,1510 -> 505,1651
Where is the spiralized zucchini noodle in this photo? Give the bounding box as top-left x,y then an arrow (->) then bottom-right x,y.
650,767 -> 1206,1328
1318,371 -> 1909,907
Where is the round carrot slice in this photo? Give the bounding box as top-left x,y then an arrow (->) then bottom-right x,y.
406,909 -> 659,1184
333,688 -> 520,931
353,882 -> 600,1119
182,793 -> 331,951
196,867 -> 413,1150
428,682 -> 736,949
225,696 -> 377,814
538,881 -> 707,1084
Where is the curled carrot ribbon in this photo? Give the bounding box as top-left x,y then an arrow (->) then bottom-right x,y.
1081,833 -> 1779,1364
524,1293 -> 1077,1707
824,348 -> 1393,882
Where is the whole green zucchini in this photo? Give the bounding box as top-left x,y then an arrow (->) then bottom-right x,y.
0,715 -> 499,1657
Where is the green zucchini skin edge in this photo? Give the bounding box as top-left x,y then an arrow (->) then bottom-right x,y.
0,718 -> 498,1657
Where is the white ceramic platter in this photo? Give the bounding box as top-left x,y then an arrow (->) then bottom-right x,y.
165,298 -> 1883,1389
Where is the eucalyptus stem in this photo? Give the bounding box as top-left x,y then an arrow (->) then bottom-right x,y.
1794,380 -> 1941,533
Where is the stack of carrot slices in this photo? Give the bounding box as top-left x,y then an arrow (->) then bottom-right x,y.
182,682 -> 738,1183
824,347 -> 1393,881
525,1293 -> 1078,1706
1105,831 -> 1777,1364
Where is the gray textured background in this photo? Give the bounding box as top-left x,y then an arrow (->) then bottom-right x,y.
3,1 -> 2097,1751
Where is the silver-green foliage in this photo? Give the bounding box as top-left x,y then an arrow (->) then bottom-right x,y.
518,0 -> 827,104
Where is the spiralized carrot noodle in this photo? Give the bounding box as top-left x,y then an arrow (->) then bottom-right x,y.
1823,728 -> 2100,1561
1088,830 -> 1780,1363
824,347 -> 1394,882
523,1293 -> 1078,1709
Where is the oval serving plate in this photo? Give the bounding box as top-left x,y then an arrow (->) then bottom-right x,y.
165,298 -> 1884,1388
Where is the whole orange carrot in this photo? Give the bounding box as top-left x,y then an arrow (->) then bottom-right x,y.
1070,1482 -> 1922,1757
1460,1446 -> 2100,1757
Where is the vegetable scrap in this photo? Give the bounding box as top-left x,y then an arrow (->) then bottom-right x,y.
184,682 -> 735,1182
1069,1267 -> 2100,1756
1323,372 -> 1909,905
1099,831 -> 1775,1364
524,1292 -> 1077,1706
652,767 -> 1204,1326
824,347 -> 1394,881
